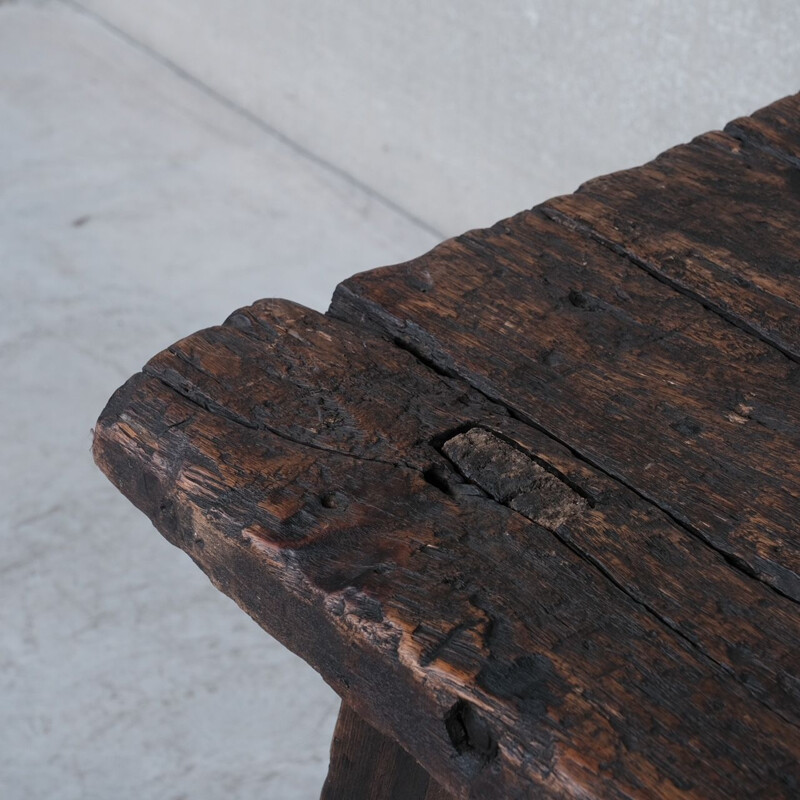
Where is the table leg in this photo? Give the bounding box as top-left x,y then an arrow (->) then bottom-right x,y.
321,702 -> 453,800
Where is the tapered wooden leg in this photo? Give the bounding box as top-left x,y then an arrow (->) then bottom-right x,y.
321,702 -> 453,800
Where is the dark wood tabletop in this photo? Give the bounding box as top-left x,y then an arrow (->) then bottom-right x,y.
94,93 -> 800,800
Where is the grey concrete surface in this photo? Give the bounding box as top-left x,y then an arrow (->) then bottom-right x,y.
76,0 -> 800,235
0,2 -> 437,798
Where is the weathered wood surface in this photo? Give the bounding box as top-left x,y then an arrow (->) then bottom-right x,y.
94,94 -> 800,799
322,702 -> 452,800
726,93 -> 800,169
543,125 -> 800,362
334,205 -> 800,601
95,303 -> 799,798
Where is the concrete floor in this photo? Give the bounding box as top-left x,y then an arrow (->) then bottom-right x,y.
0,2 -> 437,798
76,0 -> 800,236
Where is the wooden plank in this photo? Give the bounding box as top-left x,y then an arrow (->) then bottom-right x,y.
94,299 -> 800,799
725,93 -> 800,167
332,211 -> 800,601
542,94 -> 800,361
321,702 -> 452,800
142,300 -> 800,723
143,301 -> 800,724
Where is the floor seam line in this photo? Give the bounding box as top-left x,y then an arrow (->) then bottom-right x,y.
57,0 -> 446,241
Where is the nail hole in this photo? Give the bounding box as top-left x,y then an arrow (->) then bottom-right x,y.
444,699 -> 497,764
320,492 -> 338,508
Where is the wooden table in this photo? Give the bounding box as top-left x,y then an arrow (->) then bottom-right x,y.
94,94 -> 800,799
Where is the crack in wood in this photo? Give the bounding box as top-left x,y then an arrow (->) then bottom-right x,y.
330,283 -> 800,606
724,122 -> 800,171
540,203 -> 800,365
143,365 -> 421,473
432,428 -> 783,724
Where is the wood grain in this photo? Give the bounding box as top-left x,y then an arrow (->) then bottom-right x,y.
332,209 -> 800,602
94,300 -> 800,799
726,93 -> 800,168
322,702 -> 452,800
542,95 -> 800,361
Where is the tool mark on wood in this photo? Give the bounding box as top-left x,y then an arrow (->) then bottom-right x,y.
441,428 -> 588,530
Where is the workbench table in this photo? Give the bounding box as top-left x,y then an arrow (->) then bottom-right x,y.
94,94 -> 800,799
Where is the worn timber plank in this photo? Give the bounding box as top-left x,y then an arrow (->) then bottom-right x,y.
139,300 -> 800,726
94,95 -> 800,800
542,94 -> 800,361
322,702 -> 452,800
332,208 -> 800,602
95,300 -> 800,799
726,93 -> 800,168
